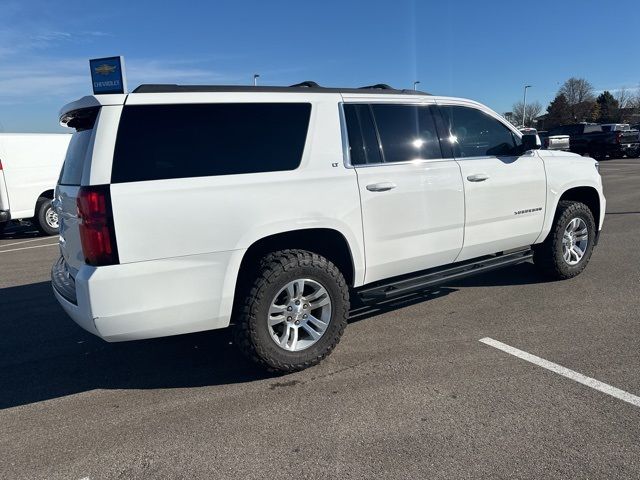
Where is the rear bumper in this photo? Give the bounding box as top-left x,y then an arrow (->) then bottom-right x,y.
52,249 -> 244,342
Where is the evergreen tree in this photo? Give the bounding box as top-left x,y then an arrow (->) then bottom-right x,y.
545,94 -> 571,128
595,91 -> 619,123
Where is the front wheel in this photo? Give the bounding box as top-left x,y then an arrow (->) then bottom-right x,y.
233,249 -> 349,372
533,201 -> 596,280
35,197 -> 59,236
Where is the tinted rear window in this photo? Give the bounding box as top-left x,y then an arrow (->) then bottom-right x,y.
58,130 -> 93,186
58,107 -> 100,186
111,103 -> 311,183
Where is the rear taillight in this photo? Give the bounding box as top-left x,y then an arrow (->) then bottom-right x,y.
77,185 -> 119,266
0,159 -> 3,170
616,132 -> 623,143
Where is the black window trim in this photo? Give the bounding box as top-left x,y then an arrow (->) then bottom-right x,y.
339,101 -> 450,169
435,101 -> 526,160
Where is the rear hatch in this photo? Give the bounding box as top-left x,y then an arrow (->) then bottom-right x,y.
55,107 -> 100,276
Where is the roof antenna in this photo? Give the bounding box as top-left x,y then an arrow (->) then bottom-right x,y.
253,74 -> 260,86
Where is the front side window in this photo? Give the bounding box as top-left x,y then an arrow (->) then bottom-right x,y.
440,105 -> 519,157
112,103 -> 311,183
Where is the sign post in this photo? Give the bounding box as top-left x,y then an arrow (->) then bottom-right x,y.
89,56 -> 127,95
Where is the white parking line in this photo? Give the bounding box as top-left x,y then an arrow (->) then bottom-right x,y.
480,337 -> 640,408
0,243 -> 58,254
0,236 -> 59,249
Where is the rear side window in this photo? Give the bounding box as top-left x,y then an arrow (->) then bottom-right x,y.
111,103 -> 311,183
343,104 -> 442,165
371,105 -> 442,162
343,104 -> 383,166
440,105 -> 518,157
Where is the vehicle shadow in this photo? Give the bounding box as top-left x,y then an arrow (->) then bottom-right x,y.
0,223 -> 48,240
0,281 -> 272,410
0,262 -> 547,410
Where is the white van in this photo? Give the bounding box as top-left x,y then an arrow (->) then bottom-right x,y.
0,133 -> 71,235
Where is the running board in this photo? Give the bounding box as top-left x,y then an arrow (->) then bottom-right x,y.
356,249 -> 533,302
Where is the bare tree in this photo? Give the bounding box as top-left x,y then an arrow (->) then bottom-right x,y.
559,77 -> 595,105
558,77 -> 595,121
615,87 -> 632,109
511,100 -> 543,127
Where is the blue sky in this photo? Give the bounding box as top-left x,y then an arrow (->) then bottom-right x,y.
1,0 -> 638,132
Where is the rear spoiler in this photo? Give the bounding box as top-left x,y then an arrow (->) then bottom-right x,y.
59,94 -> 128,123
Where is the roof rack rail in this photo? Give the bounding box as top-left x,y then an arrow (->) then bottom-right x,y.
131,83 -> 430,95
359,84 -> 394,90
289,81 -> 321,88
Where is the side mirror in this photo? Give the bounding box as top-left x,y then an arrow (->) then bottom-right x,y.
521,133 -> 541,151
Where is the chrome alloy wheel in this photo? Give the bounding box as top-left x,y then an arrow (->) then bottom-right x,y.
268,278 -> 332,352
562,217 -> 588,266
45,206 -> 59,229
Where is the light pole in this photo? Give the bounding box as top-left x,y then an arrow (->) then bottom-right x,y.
253,74 -> 260,86
522,85 -> 532,127
413,80 -> 420,91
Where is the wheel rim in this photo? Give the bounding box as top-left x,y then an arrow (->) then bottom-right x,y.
267,278 -> 332,352
45,206 -> 59,229
562,217 -> 588,266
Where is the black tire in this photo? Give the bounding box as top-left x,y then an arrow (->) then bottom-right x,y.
0,222 -> 6,235
35,197 -> 58,236
533,200 -> 596,280
233,249 -> 349,373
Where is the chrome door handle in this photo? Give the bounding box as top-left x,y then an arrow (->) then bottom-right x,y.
467,174 -> 489,182
366,182 -> 397,192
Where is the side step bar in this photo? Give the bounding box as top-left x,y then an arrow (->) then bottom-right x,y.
356,249 -> 533,302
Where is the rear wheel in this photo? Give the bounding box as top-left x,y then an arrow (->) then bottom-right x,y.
0,222 -> 6,235
533,201 -> 596,279
233,249 -> 349,372
35,197 -> 59,236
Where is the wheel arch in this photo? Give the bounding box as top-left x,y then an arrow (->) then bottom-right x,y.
235,228 -> 357,291
557,186 -> 600,227
34,189 -> 55,212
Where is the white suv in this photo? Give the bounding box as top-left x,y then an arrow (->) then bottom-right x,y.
52,82 -> 605,372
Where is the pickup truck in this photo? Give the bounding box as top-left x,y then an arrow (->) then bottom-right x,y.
536,130 -> 570,151
52,83 -> 605,372
548,123 -> 640,159
0,133 -> 71,235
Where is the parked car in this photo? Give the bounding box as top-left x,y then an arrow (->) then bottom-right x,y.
52,83 -> 605,372
0,133 -> 71,235
537,130 -> 570,151
548,123 -> 640,159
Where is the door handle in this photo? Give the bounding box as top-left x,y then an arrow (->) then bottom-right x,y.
366,182 -> 397,192
467,174 -> 489,182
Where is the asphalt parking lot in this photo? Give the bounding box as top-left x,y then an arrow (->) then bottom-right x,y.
1,158 -> 639,479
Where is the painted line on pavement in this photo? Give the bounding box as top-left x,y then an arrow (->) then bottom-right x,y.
480,337 -> 640,408
0,236 -> 58,249
0,243 -> 59,254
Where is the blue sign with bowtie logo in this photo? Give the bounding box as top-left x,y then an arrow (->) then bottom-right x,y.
89,56 -> 127,95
